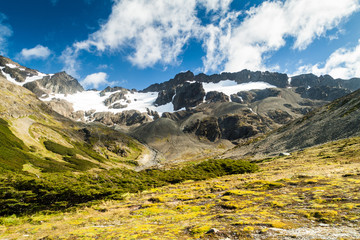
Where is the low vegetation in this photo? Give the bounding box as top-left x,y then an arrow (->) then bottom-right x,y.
1,135 -> 359,239
0,158 -> 258,216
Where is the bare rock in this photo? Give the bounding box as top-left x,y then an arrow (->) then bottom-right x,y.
172,82 -> 205,111
104,90 -> 128,106
205,91 -> 229,103
46,98 -> 74,118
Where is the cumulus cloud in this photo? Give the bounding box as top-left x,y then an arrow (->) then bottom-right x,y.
222,0 -> 360,72
19,45 -> 51,60
0,13 -> 13,55
296,40 -> 360,79
74,0 -> 201,68
81,72 -> 110,89
59,46 -> 80,78
66,0 -> 359,76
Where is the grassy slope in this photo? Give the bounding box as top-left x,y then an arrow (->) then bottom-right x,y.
1,136 -> 359,239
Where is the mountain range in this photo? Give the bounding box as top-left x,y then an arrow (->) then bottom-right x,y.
2,55 -> 360,163
1,55 -> 360,239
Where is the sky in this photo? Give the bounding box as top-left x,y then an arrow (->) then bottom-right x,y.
1,0 -> 360,90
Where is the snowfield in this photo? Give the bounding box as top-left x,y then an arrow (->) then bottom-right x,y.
41,80 -> 275,115
202,80 -> 275,96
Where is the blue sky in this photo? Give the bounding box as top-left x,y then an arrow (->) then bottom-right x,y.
1,0 -> 360,90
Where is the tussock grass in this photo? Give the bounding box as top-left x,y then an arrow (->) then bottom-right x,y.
1,136 -> 360,239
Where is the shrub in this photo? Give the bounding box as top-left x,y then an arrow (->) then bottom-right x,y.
43,140 -> 75,156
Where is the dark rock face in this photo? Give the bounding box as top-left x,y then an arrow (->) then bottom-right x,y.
194,70 -> 289,87
183,111 -> 266,142
23,72 -> 84,97
104,91 -> 128,106
295,86 -> 351,101
172,82 -> 205,111
0,56 -> 39,83
143,69 -> 288,93
291,74 -> 360,92
205,91 -> 229,103
143,70 -> 194,92
23,81 -> 49,98
154,89 -> 175,106
342,78 -> 360,91
39,72 -> 84,94
218,115 -> 258,140
234,88 -> 281,104
290,74 -> 320,88
194,117 -> 221,142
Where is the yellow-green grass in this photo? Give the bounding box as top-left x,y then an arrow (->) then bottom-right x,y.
1,136 -> 360,239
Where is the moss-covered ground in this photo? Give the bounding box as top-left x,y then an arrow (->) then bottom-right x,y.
1,136 -> 359,239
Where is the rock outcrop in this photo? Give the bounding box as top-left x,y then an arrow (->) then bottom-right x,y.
23,72 -> 84,97
295,86 -> 351,101
172,82 -> 205,111
205,91 -> 229,103
91,110 -> 152,126
231,88 -> 281,104
154,89 -> 175,106
46,99 -> 74,118
104,90 -> 128,106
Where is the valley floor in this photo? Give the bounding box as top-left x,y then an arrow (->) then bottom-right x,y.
1,137 -> 360,240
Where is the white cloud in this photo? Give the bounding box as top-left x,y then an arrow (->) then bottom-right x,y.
75,0 -> 200,68
67,0 -> 359,76
81,72 -> 110,89
296,40 -> 360,79
222,0 -> 360,72
198,0 -> 232,14
74,0 -> 234,69
59,46 -> 80,78
19,45 -> 51,60
0,13 -> 13,55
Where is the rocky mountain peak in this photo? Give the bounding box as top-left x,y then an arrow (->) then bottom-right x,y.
24,71 -> 84,98
0,55 -> 39,83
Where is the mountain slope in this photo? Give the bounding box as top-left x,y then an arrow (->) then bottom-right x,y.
222,87 -> 360,159
2,135 -> 359,239
0,75 -> 157,214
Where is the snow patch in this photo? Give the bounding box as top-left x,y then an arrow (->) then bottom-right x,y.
0,67 -> 18,85
1,66 -> 49,86
6,63 -> 18,69
202,80 -> 276,96
24,72 -> 48,84
42,90 -> 177,116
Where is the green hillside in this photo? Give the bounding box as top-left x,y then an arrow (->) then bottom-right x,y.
1,135 -> 359,239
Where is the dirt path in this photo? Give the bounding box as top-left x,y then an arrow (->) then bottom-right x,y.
135,144 -> 161,171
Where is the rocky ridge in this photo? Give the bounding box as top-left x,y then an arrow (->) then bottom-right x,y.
1,55 -> 360,161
